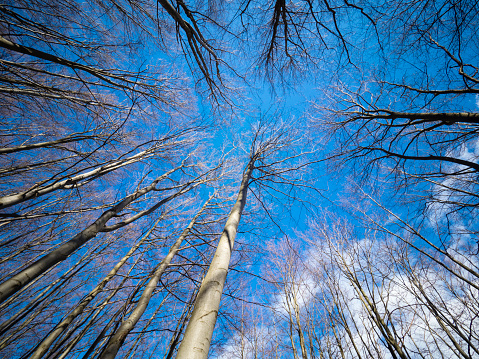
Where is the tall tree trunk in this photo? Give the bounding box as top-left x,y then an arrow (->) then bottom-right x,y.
0,165 -> 187,303
0,146 -> 155,210
99,194 -> 214,359
28,217 -> 163,359
176,159 -> 254,359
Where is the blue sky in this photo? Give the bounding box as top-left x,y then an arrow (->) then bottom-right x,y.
1,1 -> 479,358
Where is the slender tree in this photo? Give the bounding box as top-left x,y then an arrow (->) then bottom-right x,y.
176,154 -> 255,358
99,194 -> 215,359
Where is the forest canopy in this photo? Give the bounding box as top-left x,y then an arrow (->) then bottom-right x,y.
0,0 -> 478,358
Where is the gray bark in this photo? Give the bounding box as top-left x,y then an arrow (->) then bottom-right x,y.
0,147 -> 156,210
99,195 -> 214,359
0,164 -> 184,303
28,218 -> 163,359
0,133 -> 94,155
175,160 -> 254,359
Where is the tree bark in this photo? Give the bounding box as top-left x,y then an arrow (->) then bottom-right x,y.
0,147 -> 156,210
0,164 -> 185,303
99,194 -> 214,359
28,217 -> 163,359
175,159 -> 254,359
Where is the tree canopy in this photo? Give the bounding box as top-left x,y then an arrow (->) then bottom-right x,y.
0,0 -> 478,358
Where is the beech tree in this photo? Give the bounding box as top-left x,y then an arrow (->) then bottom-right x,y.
0,1 -> 226,357
221,208 -> 479,358
173,118 -> 314,358
176,151 -> 254,358
2,0 -> 479,358
314,1 -> 479,221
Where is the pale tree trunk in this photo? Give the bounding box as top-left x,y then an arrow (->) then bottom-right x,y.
176,160 -> 254,359
28,217 -> 163,359
0,164 -> 189,303
99,194 -> 214,359
164,288 -> 198,359
0,246 -> 94,337
52,256 -> 146,359
285,295 -> 300,359
290,290 -> 309,359
0,146 -> 156,210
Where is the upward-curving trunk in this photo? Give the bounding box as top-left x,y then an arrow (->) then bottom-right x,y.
0,164 -> 188,304
28,217 -> 164,359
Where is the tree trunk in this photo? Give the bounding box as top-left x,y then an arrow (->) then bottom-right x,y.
176,159 -> 254,359
28,217 -> 163,359
0,165 -> 184,304
99,195 -> 214,359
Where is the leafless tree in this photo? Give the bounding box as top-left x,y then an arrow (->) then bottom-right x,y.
174,118 -> 316,358
311,1 -> 479,228
241,207 -> 479,359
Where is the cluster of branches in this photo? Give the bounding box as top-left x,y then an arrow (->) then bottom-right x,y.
3,0 -> 479,357
307,1 -> 479,241
213,2 -> 479,358
221,211 -> 479,359
0,1 -> 229,358
1,0 -> 321,356
1,63 -> 313,359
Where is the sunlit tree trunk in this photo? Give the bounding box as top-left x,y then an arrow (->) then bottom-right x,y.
28,217 -> 164,359
99,194 -> 214,359
176,159 -> 254,359
0,164 -> 190,303
0,146 -> 158,210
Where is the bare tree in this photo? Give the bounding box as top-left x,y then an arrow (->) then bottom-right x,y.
99,194 -> 215,359
311,0 -> 479,226
251,207 -> 479,359
176,150 -> 255,358
172,116 -> 315,358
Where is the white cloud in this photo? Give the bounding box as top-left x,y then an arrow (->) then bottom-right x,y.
216,223 -> 479,358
